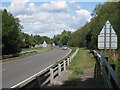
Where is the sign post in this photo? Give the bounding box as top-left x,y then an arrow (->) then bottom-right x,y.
98,20 -> 117,54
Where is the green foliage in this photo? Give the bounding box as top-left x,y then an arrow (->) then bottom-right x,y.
21,33 -> 51,48
2,9 -> 23,55
69,2 -> 120,50
63,48 -> 96,86
2,9 -> 51,55
53,30 -> 71,45
21,46 -> 53,53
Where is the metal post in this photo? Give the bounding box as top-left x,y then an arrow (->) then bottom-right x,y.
50,68 -> 54,85
64,60 -> 66,71
104,24 -> 106,54
109,25 -> 111,53
110,64 -> 116,87
58,64 -> 61,76
67,58 -> 69,66
105,57 -> 108,75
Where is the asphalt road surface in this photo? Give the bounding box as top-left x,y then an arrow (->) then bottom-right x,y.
2,47 -> 71,88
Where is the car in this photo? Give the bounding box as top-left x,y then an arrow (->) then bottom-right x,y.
62,45 -> 67,50
59,45 -> 62,47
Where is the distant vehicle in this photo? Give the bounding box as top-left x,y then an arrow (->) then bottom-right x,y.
59,45 -> 62,47
62,45 -> 67,50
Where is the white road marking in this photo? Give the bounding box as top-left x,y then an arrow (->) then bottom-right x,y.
11,48 -> 72,88
10,64 -> 54,88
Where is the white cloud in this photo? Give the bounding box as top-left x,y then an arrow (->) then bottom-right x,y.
75,9 -> 92,22
69,0 -> 76,4
2,1 -> 92,38
26,3 -> 38,14
8,0 -> 29,16
40,1 -> 70,12
69,0 -> 81,10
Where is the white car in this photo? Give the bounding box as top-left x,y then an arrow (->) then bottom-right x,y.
62,45 -> 68,50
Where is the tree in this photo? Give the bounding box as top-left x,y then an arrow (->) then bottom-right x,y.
2,9 -> 23,55
86,30 -> 92,49
42,36 -> 50,44
53,30 -> 71,45
69,2 -> 120,50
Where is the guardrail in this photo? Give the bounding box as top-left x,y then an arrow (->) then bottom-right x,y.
11,48 -> 79,89
2,51 -> 38,60
92,50 -> 120,89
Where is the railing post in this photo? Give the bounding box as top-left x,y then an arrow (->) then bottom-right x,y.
69,56 -> 71,62
36,76 -> 41,88
72,55 -> 73,59
105,57 -> 109,75
110,64 -> 116,88
50,68 -> 54,85
58,64 -> 61,76
64,60 -> 66,71
67,58 -> 69,66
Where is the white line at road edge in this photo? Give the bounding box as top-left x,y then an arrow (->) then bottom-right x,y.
11,48 -> 72,88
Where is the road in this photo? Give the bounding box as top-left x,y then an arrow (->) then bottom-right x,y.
2,47 -> 71,88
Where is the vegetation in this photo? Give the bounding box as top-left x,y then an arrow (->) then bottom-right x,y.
53,30 -> 71,45
2,46 -> 53,62
21,46 -> 53,53
1,9 -> 51,55
1,2 -> 120,63
63,48 -> 96,86
2,9 -> 23,55
50,47 -> 77,68
21,33 -> 51,48
68,2 -> 120,50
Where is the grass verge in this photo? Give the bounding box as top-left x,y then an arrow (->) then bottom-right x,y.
63,48 -> 96,86
2,46 -> 53,62
21,47 -> 52,53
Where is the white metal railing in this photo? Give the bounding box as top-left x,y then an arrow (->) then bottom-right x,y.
11,48 -> 79,89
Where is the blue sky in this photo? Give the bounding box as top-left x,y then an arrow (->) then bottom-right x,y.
1,0 -> 104,38
2,2 -> 104,13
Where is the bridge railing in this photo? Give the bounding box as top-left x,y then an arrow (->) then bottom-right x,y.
92,50 -> 120,89
11,48 -> 79,89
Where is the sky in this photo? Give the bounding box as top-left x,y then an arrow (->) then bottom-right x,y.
1,0 -> 105,38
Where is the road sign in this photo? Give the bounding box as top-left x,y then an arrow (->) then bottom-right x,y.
98,21 -> 117,50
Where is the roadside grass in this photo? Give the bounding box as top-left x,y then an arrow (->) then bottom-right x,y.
21,46 -> 53,53
63,48 -> 96,86
2,46 -> 53,62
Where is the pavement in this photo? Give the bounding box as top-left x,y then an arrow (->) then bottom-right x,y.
77,68 -> 104,88
2,47 -> 71,88
52,68 -> 104,88
53,70 -> 73,86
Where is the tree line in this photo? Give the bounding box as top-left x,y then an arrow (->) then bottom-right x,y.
1,9 -> 51,55
1,1 -> 120,55
21,33 -> 51,48
1,8 -> 71,55
68,1 -> 120,50
53,30 -> 71,46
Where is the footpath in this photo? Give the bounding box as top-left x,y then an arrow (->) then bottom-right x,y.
52,68 -> 104,88
49,48 -> 104,88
